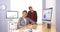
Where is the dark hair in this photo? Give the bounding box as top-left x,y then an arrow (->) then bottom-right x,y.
29,6 -> 32,9
22,10 -> 27,13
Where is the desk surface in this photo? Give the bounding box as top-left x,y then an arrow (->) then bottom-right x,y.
18,24 -> 56,32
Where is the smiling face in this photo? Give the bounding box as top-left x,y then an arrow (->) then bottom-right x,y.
22,11 -> 27,18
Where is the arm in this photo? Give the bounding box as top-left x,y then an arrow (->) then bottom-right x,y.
34,11 -> 37,22
17,18 -> 23,29
17,19 -> 20,29
28,18 -> 36,25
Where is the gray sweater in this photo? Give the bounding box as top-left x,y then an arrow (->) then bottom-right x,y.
17,17 -> 35,29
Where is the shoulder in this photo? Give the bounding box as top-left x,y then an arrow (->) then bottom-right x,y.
34,11 -> 36,12
19,17 -> 23,20
26,17 -> 29,19
33,11 -> 37,13
26,17 -> 30,20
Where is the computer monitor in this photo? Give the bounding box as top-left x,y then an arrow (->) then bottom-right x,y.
6,11 -> 18,19
42,8 -> 53,21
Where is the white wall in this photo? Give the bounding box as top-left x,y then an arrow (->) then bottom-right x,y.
10,0 -> 42,24
46,0 -> 56,24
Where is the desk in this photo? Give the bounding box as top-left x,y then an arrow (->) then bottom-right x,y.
18,24 -> 56,32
